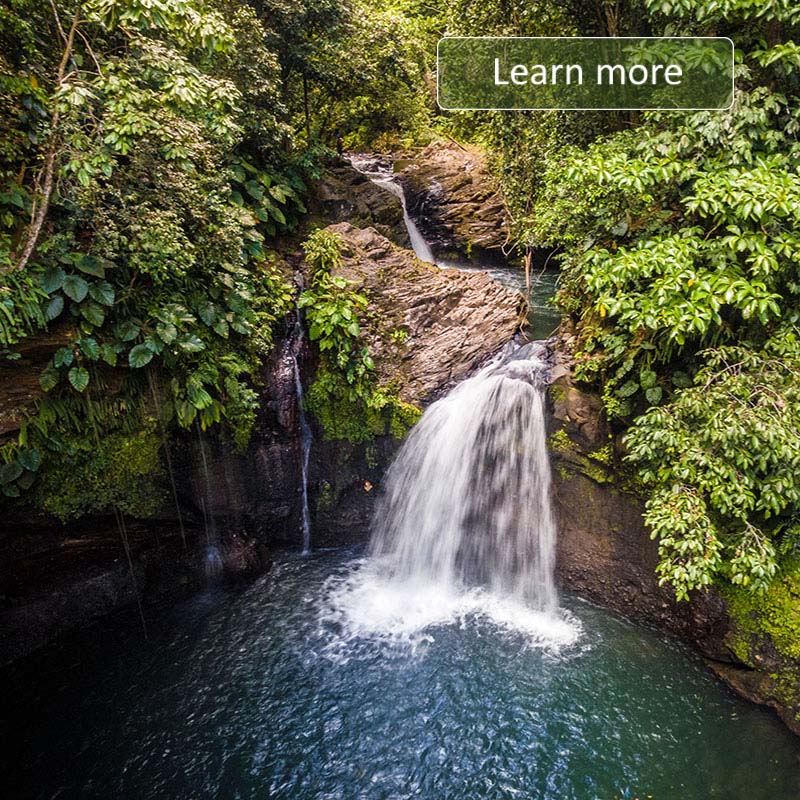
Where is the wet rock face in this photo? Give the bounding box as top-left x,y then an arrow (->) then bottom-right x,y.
327,222 -> 524,404
310,163 -> 410,249
545,339 -> 800,736
173,224 -> 524,547
397,140 -> 509,255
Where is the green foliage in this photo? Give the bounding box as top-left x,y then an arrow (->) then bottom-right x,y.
0,268 -> 48,348
306,363 -> 421,443
229,157 -> 307,239
299,272 -> 372,383
33,428 -> 166,521
302,229 -> 343,279
0,0 -> 301,514
479,0 -> 800,600
625,334 -> 800,599
299,230 -> 420,441
253,0 -> 435,149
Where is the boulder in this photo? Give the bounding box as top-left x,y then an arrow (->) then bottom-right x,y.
164,222 -> 525,553
328,222 -> 525,404
397,140 -> 509,254
309,163 -> 410,248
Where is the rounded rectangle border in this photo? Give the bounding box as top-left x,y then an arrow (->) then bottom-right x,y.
436,36 -> 735,111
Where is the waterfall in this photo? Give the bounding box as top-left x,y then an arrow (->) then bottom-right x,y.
196,424 -> 223,580
349,154 -> 435,264
319,156 -> 575,646
292,310 -> 313,555
369,341 -> 557,611
320,342 -> 577,652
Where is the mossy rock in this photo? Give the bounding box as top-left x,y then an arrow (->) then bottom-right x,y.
548,428 -> 612,485
723,561 -> 800,663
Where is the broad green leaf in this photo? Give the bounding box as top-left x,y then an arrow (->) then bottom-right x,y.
116,320 -> 140,342
54,347 -> 74,368
178,335 -> 205,353
645,386 -> 663,404
640,369 -> 657,390
101,344 -> 117,366
156,321 -> 178,344
80,302 -> 106,326
213,319 -> 229,337
45,295 -> 64,320
197,302 -> 216,326
128,343 -> 154,368
0,460 -> 23,484
616,380 -> 639,398
88,280 -> 115,306
245,180 -> 263,200
18,448 -> 41,472
41,266 -> 66,293
68,366 -> 89,392
76,255 -> 105,277
40,367 -> 59,391
62,275 -> 89,302
78,337 -> 100,360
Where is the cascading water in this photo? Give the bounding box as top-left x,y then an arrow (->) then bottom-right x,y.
322,342 -> 578,651
349,152 -> 562,340
196,424 -> 223,580
291,308 -> 313,555
369,341 -> 557,610
349,154 -> 435,264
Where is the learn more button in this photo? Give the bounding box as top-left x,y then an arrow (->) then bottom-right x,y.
437,37 -> 734,111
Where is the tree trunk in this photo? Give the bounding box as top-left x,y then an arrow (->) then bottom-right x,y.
13,8 -> 79,273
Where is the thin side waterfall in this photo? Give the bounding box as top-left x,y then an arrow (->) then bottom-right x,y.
196,423 -> 223,579
349,154 -> 435,264
369,341 -> 557,611
292,310 -> 313,554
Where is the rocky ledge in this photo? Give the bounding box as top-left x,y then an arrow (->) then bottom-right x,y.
327,222 -> 525,404
309,163 -> 410,249
397,140 -> 509,255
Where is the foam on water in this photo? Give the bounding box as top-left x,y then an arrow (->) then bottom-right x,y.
317,557 -> 582,661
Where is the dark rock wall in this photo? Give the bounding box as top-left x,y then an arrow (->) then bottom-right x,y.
547,345 -> 800,735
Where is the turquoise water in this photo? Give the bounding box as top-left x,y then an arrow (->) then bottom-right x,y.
4,547 -> 799,799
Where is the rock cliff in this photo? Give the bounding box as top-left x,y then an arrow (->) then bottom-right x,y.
397,140 -> 509,255
0,208 -> 524,663
546,335 -> 800,736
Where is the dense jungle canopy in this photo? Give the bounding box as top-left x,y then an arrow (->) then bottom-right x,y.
1,0 -> 800,608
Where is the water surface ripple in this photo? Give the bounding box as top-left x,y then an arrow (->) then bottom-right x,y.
4,548 -> 800,799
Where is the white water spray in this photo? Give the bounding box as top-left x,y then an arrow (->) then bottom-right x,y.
322,342 -> 579,651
